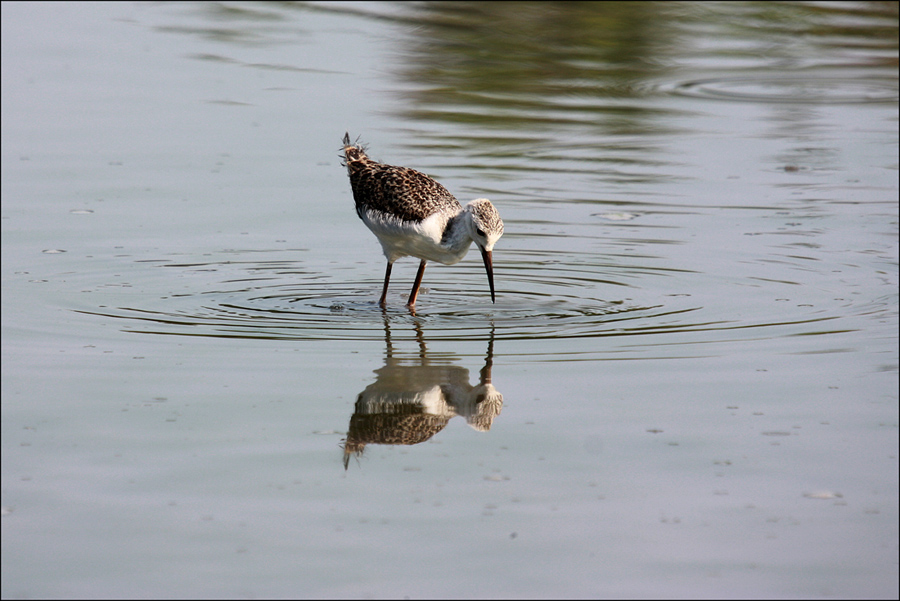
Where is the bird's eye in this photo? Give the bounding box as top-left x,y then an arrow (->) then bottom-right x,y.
476,228 -> 486,237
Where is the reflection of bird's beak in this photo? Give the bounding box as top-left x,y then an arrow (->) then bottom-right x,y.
480,246 -> 495,303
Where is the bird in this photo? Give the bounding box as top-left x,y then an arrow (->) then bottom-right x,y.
341,133 -> 504,309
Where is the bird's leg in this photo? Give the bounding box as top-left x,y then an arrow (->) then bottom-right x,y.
406,260 -> 427,308
379,262 -> 393,306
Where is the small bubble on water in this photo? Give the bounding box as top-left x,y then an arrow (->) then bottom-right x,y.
594,212 -> 637,221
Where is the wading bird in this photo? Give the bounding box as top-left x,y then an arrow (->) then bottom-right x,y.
341,133 -> 504,309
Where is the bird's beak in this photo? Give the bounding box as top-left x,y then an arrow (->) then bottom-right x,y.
480,246 -> 496,303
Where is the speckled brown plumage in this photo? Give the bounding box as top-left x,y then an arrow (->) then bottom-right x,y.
341,133 -> 461,223
342,410 -> 451,469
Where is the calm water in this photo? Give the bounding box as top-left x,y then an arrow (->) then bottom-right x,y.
2,2 -> 897,598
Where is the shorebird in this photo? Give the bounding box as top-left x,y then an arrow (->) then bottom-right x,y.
341,133 -> 504,309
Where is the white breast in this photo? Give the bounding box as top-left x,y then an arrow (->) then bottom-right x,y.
361,208 -> 471,265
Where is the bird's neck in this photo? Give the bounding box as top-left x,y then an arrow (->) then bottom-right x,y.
440,211 -> 474,254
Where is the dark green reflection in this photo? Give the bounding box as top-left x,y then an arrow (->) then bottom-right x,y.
392,2 -> 676,135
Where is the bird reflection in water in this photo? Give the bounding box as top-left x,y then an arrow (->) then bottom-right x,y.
342,319 -> 503,469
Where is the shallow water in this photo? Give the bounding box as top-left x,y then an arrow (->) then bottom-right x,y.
2,2 -> 897,598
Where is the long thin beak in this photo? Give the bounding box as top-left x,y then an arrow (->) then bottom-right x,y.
480,246 -> 496,303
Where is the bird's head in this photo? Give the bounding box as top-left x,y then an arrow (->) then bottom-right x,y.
465,198 -> 504,251
464,199 -> 504,303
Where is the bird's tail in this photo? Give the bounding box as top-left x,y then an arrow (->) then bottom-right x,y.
341,132 -> 369,170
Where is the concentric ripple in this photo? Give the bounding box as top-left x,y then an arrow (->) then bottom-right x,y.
74,256 -> 842,349
669,76 -> 898,104
75,257 -> 664,342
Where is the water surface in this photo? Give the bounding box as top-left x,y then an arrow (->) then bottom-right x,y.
2,2 -> 897,598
